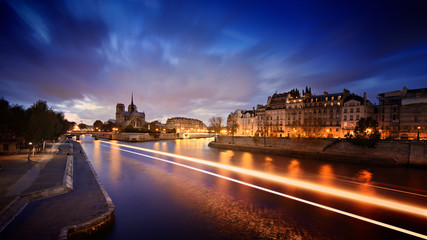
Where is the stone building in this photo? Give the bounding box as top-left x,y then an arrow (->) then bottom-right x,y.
0,140 -> 20,154
165,117 -> 207,133
231,88 -> 394,139
234,109 -> 257,136
302,89 -> 349,138
115,94 -> 146,128
341,93 -> 375,137
379,87 -> 427,139
264,91 -> 288,137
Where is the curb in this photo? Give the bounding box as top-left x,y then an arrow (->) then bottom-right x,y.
59,142 -> 115,240
0,155 -> 73,233
0,196 -> 27,232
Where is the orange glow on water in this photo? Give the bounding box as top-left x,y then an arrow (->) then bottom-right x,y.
100,141 -> 427,239
264,157 -> 274,173
287,159 -> 301,177
319,164 -> 334,185
100,141 -> 427,219
356,169 -> 373,184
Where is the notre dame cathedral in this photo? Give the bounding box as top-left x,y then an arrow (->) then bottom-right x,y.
115,94 -> 146,128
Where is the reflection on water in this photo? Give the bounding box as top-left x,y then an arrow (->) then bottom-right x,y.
93,140 -> 101,170
217,150 -> 234,192
264,157 -> 274,173
110,143 -> 122,185
319,164 -> 334,185
80,136 -> 427,240
355,170 -> 376,195
287,159 -> 301,178
153,142 -> 160,151
356,170 -> 373,184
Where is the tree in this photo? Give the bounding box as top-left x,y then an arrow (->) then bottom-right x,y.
93,120 -> 103,131
257,113 -> 271,147
0,98 -> 70,146
301,117 -> 324,139
209,116 -> 223,135
102,121 -> 117,132
26,100 -> 69,144
253,133 -> 260,146
78,123 -> 88,130
226,112 -> 239,144
351,117 -> 381,148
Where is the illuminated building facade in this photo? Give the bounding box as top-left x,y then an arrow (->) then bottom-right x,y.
341,93 -> 375,137
165,117 -> 207,133
302,90 -> 349,138
379,87 -> 427,139
234,109 -> 257,136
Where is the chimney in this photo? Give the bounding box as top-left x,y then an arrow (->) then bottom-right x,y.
324,91 -> 328,96
343,89 -> 350,98
363,92 -> 367,104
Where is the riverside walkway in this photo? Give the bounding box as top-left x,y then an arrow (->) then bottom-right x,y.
0,141 -> 114,240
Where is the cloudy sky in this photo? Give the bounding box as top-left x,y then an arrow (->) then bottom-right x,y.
1,0 -> 426,124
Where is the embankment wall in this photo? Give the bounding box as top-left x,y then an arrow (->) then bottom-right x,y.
210,136 -> 427,165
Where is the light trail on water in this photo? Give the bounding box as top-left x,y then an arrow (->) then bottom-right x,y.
100,141 -> 427,239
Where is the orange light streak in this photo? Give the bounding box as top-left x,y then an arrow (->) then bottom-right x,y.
100,141 -> 427,219
101,142 -> 427,239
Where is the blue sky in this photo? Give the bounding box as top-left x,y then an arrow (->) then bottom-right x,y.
1,0 -> 426,124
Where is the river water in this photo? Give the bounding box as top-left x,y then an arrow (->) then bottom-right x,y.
79,135 -> 427,240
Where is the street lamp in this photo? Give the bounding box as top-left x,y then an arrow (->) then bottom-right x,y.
417,126 -> 421,141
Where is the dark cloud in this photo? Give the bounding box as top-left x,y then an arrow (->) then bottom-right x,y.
0,0 -> 426,123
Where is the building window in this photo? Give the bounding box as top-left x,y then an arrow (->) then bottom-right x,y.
356,108 -> 360,113
336,128 -> 339,132
350,108 -> 353,113
4,144 -> 8,151
344,109 -> 347,113
344,115 -> 347,121
350,115 -> 353,121
356,115 -> 359,120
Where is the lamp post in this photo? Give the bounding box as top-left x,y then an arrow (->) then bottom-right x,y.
417,126 -> 421,141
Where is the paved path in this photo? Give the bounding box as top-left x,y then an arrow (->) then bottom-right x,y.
0,142 -> 109,240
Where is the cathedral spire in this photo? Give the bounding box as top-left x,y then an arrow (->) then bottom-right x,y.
131,92 -> 134,106
128,92 -> 137,113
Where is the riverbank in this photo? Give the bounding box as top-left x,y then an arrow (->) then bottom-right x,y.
0,141 -> 114,239
209,136 -> 427,166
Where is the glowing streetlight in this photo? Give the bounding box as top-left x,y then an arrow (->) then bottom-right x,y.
417,126 -> 421,140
